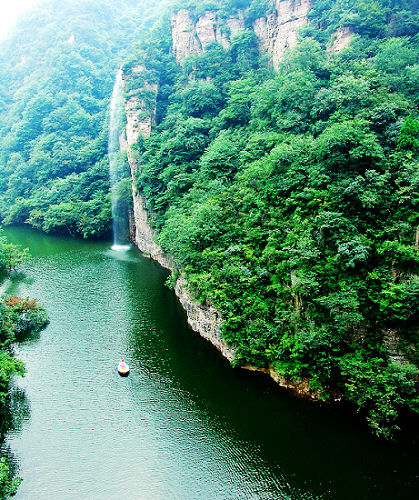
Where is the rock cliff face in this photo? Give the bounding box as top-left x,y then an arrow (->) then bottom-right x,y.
254,0 -> 311,71
175,277 -> 235,362
382,328 -> 411,364
121,66 -> 169,266
171,0 -> 313,70
329,26 -> 352,53
171,9 -> 245,62
122,64 -> 157,146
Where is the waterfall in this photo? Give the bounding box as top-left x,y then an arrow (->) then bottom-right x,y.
108,69 -> 130,250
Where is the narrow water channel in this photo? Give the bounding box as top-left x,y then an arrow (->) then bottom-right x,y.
2,226 -> 419,499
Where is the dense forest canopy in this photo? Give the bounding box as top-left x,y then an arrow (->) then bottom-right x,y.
126,0 -> 419,438
0,0 -> 169,238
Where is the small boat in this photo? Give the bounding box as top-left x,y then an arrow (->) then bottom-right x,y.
117,359 -> 130,376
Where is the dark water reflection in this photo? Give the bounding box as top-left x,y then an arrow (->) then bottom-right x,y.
2,226 -> 419,499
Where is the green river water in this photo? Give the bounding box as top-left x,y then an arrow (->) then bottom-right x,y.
1,226 -> 419,499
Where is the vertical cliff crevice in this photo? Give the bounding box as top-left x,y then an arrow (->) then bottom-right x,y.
171,9 -> 246,62
253,0 -> 312,71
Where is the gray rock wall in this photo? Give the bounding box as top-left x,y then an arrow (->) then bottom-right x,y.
171,9 -> 245,62
253,0 -> 311,71
122,64 -> 157,144
328,26 -> 352,53
171,0 -> 314,70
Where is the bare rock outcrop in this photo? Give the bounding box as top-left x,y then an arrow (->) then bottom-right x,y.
254,0 -> 311,71
131,190 -> 172,268
121,64 -> 166,264
171,9 -> 202,61
122,64 -> 157,146
175,277 -> 235,362
171,1 -> 311,69
382,329 -> 411,364
242,365 -> 342,400
329,26 -> 352,53
171,9 -> 245,62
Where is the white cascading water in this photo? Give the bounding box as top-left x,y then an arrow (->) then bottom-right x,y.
108,69 -> 130,251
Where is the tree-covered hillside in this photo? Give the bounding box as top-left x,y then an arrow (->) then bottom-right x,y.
0,0 -> 168,238
128,0 -> 419,438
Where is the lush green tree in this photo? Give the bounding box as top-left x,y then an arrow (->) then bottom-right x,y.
397,114 -> 419,151
0,243 -> 28,273
0,457 -> 22,499
0,241 -> 48,499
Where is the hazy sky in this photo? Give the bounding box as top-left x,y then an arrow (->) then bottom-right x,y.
0,0 -> 41,40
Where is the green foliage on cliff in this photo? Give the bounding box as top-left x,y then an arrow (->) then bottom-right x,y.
0,0 -> 168,238
171,0 -> 274,22
132,0 -> 419,437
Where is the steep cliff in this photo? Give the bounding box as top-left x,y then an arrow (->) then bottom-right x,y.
121,65 -> 169,267
121,0 -> 357,391
120,0 -> 419,434
171,9 -> 245,62
170,0 -> 314,70
123,65 -> 157,146
122,61 -> 234,362
123,0 -> 320,364
253,0 -> 311,71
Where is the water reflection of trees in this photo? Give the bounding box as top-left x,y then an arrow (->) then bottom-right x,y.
2,271 -> 34,298
0,387 -> 30,486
